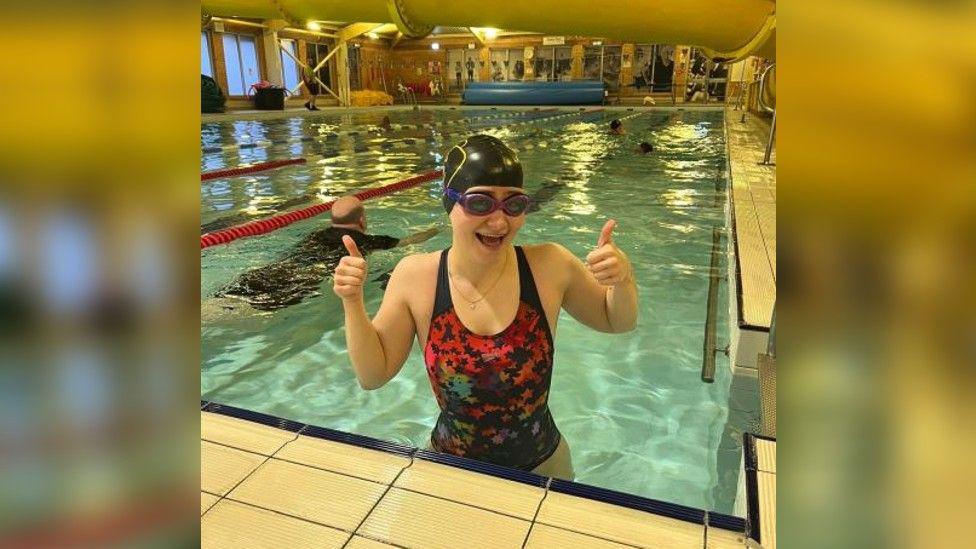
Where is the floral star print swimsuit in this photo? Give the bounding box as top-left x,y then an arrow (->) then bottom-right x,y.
424,246 -> 561,470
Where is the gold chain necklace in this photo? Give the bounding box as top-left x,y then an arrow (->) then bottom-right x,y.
448,250 -> 510,310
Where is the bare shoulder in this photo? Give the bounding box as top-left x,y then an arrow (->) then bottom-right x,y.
386,251 -> 441,319
521,243 -> 578,284
387,250 -> 441,298
522,242 -> 575,265
392,250 -> 441,277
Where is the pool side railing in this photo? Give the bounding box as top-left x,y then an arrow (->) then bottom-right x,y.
701,226 -> 726,382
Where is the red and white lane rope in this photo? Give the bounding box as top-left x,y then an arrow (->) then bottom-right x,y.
200,169 -> 443,249
200,158 -> 307,181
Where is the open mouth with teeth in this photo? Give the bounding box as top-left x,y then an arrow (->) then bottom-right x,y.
475,233 -> 506,249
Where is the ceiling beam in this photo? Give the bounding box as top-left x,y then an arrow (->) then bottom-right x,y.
467,27 -> 485,47
337,22 -> 386,42
390,32 -> 404,49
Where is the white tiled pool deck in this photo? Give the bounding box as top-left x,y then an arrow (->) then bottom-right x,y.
200,410 -> 765,548
726,109 -> 776,330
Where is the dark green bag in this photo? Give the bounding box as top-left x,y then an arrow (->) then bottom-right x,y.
201,74 -> 226,113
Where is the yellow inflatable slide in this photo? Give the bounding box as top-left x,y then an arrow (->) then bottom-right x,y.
201,0 -> 775,61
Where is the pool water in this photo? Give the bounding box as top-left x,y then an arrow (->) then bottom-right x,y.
201,107 -> 738,513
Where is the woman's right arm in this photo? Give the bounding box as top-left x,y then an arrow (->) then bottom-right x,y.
334,236 -> 419,390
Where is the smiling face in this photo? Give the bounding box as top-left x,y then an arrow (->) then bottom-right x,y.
449,186 -> 527,260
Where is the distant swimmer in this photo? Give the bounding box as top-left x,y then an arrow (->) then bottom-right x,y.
636,141 -> 654,154
205,196 -> 439,316
609,119 -> 625,135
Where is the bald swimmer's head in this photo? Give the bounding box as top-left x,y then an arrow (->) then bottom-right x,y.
331,195 -> 366,231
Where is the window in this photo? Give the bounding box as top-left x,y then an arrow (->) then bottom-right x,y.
534,47 -> 553,81
463,50 -> 479,82
279,39 -> 301,91
602,45 -> 621,92
508,48 -> 524,81
348,46 -> 361,90
634,45 -> 654,90
489,49 -> 508,81
707,58 -> 729,101
651,45 -> 675,92
201,31 -> 213,77
306,43 -> 332,92
583,46 -> 601,80
447,49 -> 465,91
686,48 -> 709,102
554,47 -> 572,81
222,33 -> 260,96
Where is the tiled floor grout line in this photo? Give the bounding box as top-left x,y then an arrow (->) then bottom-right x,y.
702,511 -> 709,549
219,494 -> 355,536
341,454 -> 418,549
204,435 -> 704,547
200,489 -> 221,516
203,419 -> 731,547
202,426 -> 307,518
529,522 -> 646,549
390,484 -> 534,523
520,477 -> 553,548
207,436 -> 545,523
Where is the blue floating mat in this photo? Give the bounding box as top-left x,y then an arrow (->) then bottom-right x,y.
463,81 -> 605,105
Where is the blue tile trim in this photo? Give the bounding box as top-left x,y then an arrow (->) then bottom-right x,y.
200,400 -> 209,410
301,424 -> 416,458
743,433 -> 758,471
745,467 -> 761,543
548,479 -> 706,525
753,433 -> 777,443
708,511 -> 747,533
413,449 -> 548,488
199,401 -> 724,529
203,402 -> 304,433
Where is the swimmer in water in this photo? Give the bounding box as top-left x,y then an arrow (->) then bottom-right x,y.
333,135 -> 638,479
609,119 -> 625,135
206,196 -> 439,315
637,141 -> 654,154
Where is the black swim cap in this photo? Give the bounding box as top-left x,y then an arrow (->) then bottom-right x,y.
610,119 -> 622,129
442,135 -> 523,213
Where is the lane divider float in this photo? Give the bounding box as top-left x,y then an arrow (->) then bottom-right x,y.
200,110 -> 577,180
202,110 -> 536,154
200,170 -> 443,249
200,158 -> 307,181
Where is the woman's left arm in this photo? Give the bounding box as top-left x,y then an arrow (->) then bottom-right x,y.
560,220 -> 639,333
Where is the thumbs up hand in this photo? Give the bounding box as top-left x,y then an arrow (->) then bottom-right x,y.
333,235 -> 368,300
586,219 -> 633,287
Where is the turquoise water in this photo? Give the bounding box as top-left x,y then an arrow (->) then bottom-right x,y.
200,107 -> 737,513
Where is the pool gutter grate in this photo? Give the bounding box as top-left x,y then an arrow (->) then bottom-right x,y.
548,478 -> 706,525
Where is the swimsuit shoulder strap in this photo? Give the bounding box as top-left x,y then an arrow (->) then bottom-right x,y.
432,248 -> 454,319
515,246 -> 550,324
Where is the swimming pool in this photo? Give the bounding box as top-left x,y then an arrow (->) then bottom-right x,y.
200,107 -> 738,513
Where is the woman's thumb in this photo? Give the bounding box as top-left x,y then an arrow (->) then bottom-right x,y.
342,235 -> 362,258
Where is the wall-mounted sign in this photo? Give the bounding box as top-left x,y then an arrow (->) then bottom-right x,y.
542,36 -> 565,46
467,43 -> 475,49
592,40 -> 603,46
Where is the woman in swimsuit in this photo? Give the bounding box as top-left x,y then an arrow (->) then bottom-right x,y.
333,135 -> 638,479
